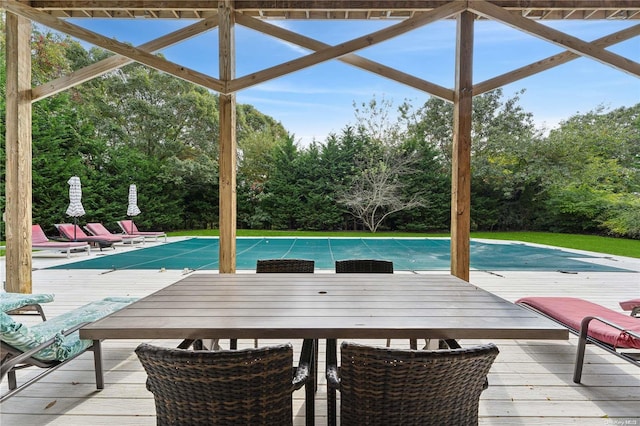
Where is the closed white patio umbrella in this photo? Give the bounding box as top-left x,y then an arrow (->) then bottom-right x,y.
66,176 -> 86,241
127,184 -> 141,231
127,184 -> 141,217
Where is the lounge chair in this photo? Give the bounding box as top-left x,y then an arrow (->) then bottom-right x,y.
31,224 -> 90,258
516,297 -> 640,383
84,222 -> 144,245
1,296 -> 138,401
136,340 -> 313,426
55,223 -> 120,249
620,298 -> 640,317
326,341 -> 499,426
117,220 -> 166,243
1,290 -> 54,320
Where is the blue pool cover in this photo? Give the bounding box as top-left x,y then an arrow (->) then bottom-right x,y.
46,237 -> 632,272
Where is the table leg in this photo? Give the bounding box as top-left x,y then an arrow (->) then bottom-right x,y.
326,338 -> 337,426
305,339 -> 316,426
92,340 -> 104,389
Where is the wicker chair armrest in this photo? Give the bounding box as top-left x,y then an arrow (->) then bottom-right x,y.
292,338 -> 314,390
326,365 -> 340,388
326,338 -> 340,389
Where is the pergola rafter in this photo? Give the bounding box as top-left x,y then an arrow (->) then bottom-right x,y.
3,0 -> 639,292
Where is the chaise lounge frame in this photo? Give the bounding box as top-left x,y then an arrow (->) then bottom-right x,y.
0,323 -> 103,402
516,297 -> 640,383
1,297 -> 137,401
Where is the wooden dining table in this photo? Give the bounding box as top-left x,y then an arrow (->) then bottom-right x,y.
80,273 -> 568,425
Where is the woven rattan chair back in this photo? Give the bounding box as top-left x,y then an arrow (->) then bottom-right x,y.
136,343 -> 298,426
335,259 -> 393,273
329,342 -> 499,426
256,259 -> 315,273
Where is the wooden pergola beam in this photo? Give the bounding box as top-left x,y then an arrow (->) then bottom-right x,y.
4,12 -> 33,293
451,10 -> 474,282
218,0 -> 237,273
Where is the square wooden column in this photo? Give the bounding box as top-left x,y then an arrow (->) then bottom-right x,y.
4,12 -> 33,293
218,1 -> 237,273
451,11 -> 474,282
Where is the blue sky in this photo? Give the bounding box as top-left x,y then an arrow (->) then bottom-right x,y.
67,18 -> 639,146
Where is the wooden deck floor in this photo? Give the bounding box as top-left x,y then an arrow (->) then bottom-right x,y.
2,241 -> 639,424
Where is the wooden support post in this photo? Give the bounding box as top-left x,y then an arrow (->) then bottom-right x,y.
4,12 -> 33,293
218,1 -> 237,273
451,11 -> 474,282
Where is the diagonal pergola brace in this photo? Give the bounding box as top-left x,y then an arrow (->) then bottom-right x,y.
474,23 -> 640,95
31,16 -> 220,101
228,1 -> 466,93
2,0 -> 225,93
469,0 -> 640,78
235,12 -> 454,102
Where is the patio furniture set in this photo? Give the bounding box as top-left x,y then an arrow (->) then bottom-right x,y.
1,261 -> 638,423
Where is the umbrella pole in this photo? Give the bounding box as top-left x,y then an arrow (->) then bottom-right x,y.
73,217 -> 77,241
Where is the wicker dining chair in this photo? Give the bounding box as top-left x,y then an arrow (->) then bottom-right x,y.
326,341 -> 499,426
334,259 -> 408,347
136,341 -> 313,426
253,259 -> 315,348
256,259 -> 315,273
335,259 -> 393,273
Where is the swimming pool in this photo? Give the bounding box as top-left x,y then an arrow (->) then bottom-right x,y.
46,237 -> 632,272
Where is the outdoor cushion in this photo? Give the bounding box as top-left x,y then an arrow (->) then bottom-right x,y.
0,297 -> 137,361
118,220 -> 166,241
1,292 -> 54,313
85,222 -> 143,244
56,223 -> 122,244
516,297 -> 640,349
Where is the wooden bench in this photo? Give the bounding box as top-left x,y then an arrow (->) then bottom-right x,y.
516,297 -> 640,383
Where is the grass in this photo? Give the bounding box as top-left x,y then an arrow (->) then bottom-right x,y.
167,230 -> 640,259
2,231 -> 638,258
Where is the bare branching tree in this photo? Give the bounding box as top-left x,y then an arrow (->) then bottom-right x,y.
340,96 -> 424,232
338,148 -> 423,233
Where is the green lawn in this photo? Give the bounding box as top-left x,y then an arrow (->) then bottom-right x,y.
2,231 -> 638,258
168,230 -> 640,259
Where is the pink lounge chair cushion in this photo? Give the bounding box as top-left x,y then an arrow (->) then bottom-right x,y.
31,225 -> 88,249
86,223 -> 141,243
119,220 -> 165,236
57,224 -> 122,242
516,297 -> 640,349
85,223 -> 112,236
620,299 -> 640,312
